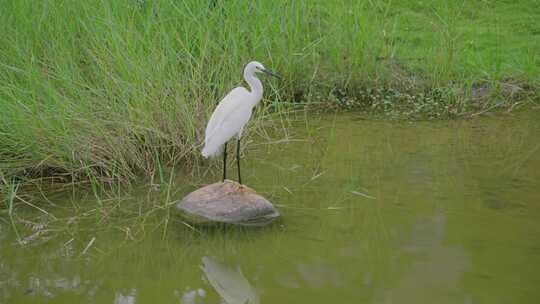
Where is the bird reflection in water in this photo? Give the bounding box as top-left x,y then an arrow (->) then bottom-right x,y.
200,256 -> 259,304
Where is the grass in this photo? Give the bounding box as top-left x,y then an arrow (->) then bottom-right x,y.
2,176 -> 22,242
0,0 -> 539,187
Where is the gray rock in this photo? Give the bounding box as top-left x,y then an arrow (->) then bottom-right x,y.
176,180 -> 280,226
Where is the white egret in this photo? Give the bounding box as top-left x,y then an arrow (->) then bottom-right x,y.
201,61 -> 280,184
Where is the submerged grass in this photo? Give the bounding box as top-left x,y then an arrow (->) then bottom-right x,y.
0,0 -> 538,187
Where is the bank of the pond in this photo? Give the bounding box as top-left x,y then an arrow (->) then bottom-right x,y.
0,0 -> 539,188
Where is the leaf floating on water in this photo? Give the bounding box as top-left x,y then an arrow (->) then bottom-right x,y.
310,171 -> 325,181
350,191 -> 376,200
81,237 -> 96,256
282,186 -> 293,194
326,206 -> 350,210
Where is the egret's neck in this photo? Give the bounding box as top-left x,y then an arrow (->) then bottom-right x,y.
244,71 -> 263,105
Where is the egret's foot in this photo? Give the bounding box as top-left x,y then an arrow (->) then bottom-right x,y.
223,179 -> 244,188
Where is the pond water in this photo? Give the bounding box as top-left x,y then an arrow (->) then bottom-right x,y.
1,110 -> 540,303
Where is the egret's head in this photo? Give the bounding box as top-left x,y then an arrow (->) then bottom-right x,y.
245,61 -> 282,79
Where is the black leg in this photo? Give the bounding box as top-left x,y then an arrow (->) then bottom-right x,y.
236,138 -> 242,184
222,142 -> 228,182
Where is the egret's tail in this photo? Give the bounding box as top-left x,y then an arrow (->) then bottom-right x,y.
201,143 -> 220,159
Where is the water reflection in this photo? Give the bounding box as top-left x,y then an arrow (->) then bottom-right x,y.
176,287 -> 206,304
379,212 -> 470,303
115,288 -> 137,304
201,256 -> 259,304
296,259 -> 343,289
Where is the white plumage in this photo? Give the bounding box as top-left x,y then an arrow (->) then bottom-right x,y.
201,87 -> 254,158
202,61 -> 276,158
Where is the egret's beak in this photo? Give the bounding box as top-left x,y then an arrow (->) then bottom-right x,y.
261,68 -> 282,80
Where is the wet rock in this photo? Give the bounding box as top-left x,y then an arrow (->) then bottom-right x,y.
175,180 -> 280,226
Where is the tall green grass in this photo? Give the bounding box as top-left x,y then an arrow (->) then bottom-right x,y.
0,0 -> 538,185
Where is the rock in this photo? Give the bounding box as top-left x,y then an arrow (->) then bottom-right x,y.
175,180 -> 280,226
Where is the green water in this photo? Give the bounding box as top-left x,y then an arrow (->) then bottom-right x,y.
1,111 -> 540,303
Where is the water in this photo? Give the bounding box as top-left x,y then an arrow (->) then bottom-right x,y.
1,111 -> 540,303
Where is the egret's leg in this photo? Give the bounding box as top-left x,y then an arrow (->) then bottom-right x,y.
236,138 -> 242,185
223,142 -> 228,182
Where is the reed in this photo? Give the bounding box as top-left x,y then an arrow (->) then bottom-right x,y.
0,0 -> 538,186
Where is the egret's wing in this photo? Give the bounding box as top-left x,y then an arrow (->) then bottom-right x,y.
205,87 -> 248,138
203,106 -> 252,158
202,87 -> 252,158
